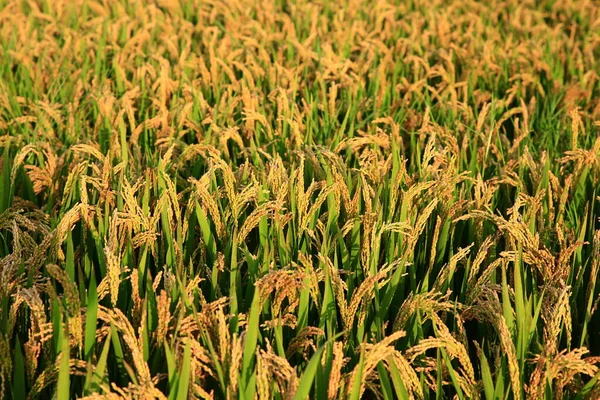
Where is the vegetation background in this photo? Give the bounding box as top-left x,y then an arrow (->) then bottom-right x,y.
0,0 -> 599,398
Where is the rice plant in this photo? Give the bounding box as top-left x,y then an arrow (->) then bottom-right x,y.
0,0 -> 599,398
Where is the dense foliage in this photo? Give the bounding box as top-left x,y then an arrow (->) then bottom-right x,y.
0,0 -> 599,398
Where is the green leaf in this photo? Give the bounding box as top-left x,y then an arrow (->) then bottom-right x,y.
377,362 -> 394,400
84,272 -> 98,360
57,325 -> 70,400
479,347 -> 494,400
294,345 -> 326,400
388,359 -> 410,400
241,289 -> 261,385
177,341 -> 192,400
164,340 -> 177,394
84,327 -> 111,394
349,345 -> 365,400
12,336 -> 26,400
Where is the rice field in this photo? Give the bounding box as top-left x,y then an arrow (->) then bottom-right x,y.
0,0 -> 600,398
